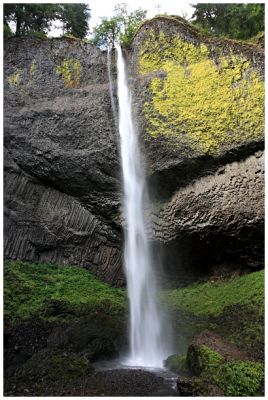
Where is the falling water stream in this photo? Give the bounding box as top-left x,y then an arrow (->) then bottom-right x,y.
115,46 -> 171,368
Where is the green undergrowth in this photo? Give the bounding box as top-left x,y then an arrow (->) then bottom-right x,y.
163,270 -> 264,316
4,260 -> 126,322
212,360 -> 264,396
163,270 -> 264,360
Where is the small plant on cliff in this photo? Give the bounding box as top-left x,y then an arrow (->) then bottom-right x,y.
56,59 -> 82,88
4,23 -> 13,38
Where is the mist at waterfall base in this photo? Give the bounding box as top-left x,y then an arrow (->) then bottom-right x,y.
114,46 -> 174,368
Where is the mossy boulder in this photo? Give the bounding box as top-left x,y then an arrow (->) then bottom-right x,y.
187,344 -> 223,376
186,330 -> 247,376
67,314 -> 125,361
16,349 -> 93,384
164,354 -> 189,375
184,330 -> 264,396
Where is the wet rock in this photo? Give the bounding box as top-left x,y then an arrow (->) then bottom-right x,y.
177,376 -> 224,396
47,327 -> 69,349
67,315 -> 125,360
14,348 -> 93,384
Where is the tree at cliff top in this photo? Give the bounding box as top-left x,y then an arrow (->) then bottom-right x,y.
60,4 -> 91,38
91,3 -> 147,48
191,3 -> 264,40
3,3 -> 91,38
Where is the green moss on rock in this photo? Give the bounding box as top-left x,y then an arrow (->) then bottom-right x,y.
164,354 -> 189,374
187,344 -> 224,376
16,349 -> 93,384
140,30 -> 264,156
4,260 -> 126,322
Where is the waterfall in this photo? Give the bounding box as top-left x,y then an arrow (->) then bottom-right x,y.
115,46 -> 170,368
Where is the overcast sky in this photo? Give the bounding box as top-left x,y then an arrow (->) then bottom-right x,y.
88,0 -> 195,29
49,0 -> 196,37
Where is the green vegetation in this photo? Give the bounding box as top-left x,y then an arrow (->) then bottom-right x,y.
164,354 -> 189,374
187,344 -> 223,376
91,3 -> 147,48
56,59 -> 82,88
198,345 -> 223,371
212,360 -> 264,396
4,23 -> 13,38
60,4 -> 90,39
4,260 -> 126,322
140,30 -> 264,156
163,270 -> 264,316
187,343 -> 264,395
164,270 -> 264,363
191,4 -> 264,40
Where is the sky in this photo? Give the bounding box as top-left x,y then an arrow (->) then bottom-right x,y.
49,0 -> 196,37
88,0 -> 195,29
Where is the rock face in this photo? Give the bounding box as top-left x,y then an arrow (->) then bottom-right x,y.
4,37 -> 124,286
4,17 -> 264,285
128,16 -> 264,275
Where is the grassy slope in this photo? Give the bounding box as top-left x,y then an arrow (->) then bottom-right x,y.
163,270 -> 264,360
4,261 -> 264,358
4,260 -> 126,322
164,270 -> 264,316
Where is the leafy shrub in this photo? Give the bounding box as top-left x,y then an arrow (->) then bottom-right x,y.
212,361 -> 264,396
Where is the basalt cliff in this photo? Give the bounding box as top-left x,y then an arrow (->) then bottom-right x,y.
4,16 -> 264,286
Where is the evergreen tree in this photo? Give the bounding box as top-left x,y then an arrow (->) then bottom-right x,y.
3,3 -> 91,39
191,3 -> 264,40
4,4 -> 61,36
60,4 -> 90,38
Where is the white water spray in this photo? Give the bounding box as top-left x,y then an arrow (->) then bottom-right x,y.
116,46 -> 170,367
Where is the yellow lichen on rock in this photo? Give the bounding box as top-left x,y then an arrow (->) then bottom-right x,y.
8,70 -> 21,88
56,59 -> 82,88
140,31 -> 264,155
30,60 -> 37,76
